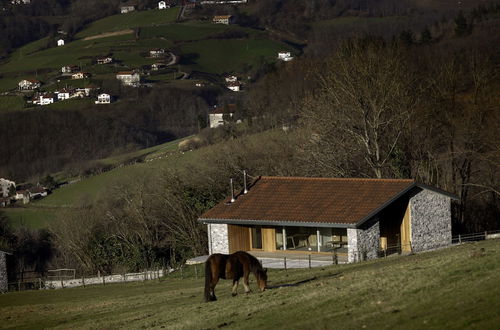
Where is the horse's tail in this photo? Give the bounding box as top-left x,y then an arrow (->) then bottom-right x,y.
204,257 -> 212,302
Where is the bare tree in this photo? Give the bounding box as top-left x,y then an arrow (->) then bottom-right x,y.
302,39 -> 419,178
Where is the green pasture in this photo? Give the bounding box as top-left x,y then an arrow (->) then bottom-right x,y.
43,98 -> 94,111
1,240 -> 499,328
180,38 -> 291,74
3,208 -> 56,229
76,8 -> 180,38
140,21 -> 260,41
0,95 -> 25,112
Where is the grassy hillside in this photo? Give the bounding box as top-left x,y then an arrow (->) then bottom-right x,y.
75,8 -> 180,38
1,240 -> 499,328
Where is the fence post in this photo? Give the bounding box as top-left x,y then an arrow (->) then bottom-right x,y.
18,280 -> 21,292
284,257 -> 287,271
485,231 -> 487,240
102,275 -> 105,286
61,277 -> 64,289
333,251 -> 338,265
180,266 -> 183,279
38,278 -> 42,290
308,255 -> 311,269
82,274 -> 85,288
194,264 -> 198,279
459,234 -> 462,244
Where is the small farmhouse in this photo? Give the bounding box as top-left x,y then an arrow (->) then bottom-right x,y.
15,190 -> 30,204
28,187 -> 48,199
97,57 -> 113,65
75,85 -> 98,97
38,94 -> 55,105
56,88 -> 74,100
116,71 -> 141,86
277,51 -> 293,62
213,15 -> 233,25
151,63 -> 166,71
57,39 -> 65,46
95,93 -> 112,104
71,72 -> 91,80
61,65 -> 79,74
158,1 -> 168,9
121,5 -> 135,14
227,81 -> 241,92
18,79 -> 41,90
149,48 -> 165,58
199,177 -> 457,263
0,178 -> 15,198
224,75 -> 238,83
208,104 -> 235,128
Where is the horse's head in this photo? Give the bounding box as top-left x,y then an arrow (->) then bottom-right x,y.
256,268 -> 268,291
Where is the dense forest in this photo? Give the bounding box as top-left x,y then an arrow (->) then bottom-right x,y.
0,0 -> 499,280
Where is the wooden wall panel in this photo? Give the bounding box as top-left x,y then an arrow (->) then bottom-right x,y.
262,227 -> 276,252
400,204 -> 412,252
228,225 -> 250,253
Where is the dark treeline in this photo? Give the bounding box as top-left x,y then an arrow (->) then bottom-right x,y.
0,86 -> 209,182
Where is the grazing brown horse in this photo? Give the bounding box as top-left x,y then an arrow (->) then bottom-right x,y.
204,251 -> 267,302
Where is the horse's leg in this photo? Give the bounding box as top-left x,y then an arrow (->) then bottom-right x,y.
243,272 -> 251,293
232,279 -> 239,296
210,275 -> 219,301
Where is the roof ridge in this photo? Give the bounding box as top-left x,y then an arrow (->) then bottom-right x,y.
259,176 -> 414,182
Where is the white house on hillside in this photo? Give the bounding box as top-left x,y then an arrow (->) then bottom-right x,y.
56,88 -> 74,100
227,81 -> 241,92
278,51 -> 293,62
209,104 -> 236,128
71,72 -> 91,80
57,39 -> 65,46
116,71 -> 141,86
213,15 -> 233,25
158,1 -> 168,9
0,178 -> 15,198
95,93 -> 112,104
225,75 -> 238,83
97,57 -> 113,64
61,65 -> 79,74
149,48 -> 165,58
121,5 -> 135,14
18,79 -> 41,90
38,94 -> 55,105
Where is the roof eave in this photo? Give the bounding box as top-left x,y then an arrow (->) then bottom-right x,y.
355,183 -> 459,228
198,218 -> 356,229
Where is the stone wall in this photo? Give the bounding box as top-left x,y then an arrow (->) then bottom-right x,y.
347,220 -> 380,262
207,224 -> 229,254
0,251 -> 7,293
410,189 -> 452,252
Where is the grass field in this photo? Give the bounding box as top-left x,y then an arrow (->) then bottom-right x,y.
1,240 -> 499,328
140,21 -> 260,41
180,38 -> 292,74
2,208 -> 56,229
75,8 -> 180,38
0,95 -> 25,112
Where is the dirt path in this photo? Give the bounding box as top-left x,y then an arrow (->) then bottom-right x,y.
83,29 -> 134,41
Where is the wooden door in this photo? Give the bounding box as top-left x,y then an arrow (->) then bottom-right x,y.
400,204 -> 412,252
228,225 -> 251,253
262,227 -> 276,252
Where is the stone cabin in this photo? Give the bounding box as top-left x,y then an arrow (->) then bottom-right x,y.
198,176 -> 458,262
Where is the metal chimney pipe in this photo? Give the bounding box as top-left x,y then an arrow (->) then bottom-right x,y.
243,170 -> 248,194
230,178 -> 235,203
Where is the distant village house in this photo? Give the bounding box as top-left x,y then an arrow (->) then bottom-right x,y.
151,63 -> 166,71
209,104 -> 235,128
150,48 -> 165,58
97,57 -> 113,65
116,71 -> 141,86
277,51 -> 293,62
61,65 -> 79,74
18,79 -> 41,90
158,1 -> 168,9
95,93 -> 112,104
0,178 -> 15,198
57,39 -> 65,46
121,5 -> 136,14
212,15 -> 233,25
71,72 -> 91,80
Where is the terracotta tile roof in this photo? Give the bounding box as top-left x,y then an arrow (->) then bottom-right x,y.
200,176 -> 417,225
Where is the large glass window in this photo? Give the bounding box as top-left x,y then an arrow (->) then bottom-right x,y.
285,227 -> 318,251
251,227 -> 262,249
276,227 -> 284,250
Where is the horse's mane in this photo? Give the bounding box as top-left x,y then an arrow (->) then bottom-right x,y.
243,252 -> 264,273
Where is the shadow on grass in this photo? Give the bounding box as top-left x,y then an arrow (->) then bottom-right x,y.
267,272 -> 342,289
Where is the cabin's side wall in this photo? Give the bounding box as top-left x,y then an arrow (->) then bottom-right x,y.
0,252 -> 7,293
410,189 -> 452,252
207,224 -> 229,254
348,220 -> 380,262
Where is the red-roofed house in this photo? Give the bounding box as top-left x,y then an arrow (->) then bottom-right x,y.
116,71 -> 141,86
18,79 -> 41,90
199,176 -> 457,262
